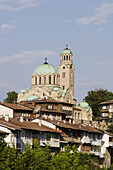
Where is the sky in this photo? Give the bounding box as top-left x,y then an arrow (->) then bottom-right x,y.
0,0 -> 113,104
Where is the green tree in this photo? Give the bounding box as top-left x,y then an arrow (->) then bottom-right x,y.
84,89 -> 113,119
4,91 -> 18,103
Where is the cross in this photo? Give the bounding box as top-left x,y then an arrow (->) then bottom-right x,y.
44,57 -> 48,64
66,44 -> 68,49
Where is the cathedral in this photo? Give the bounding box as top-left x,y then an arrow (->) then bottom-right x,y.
18,46 -> 75,104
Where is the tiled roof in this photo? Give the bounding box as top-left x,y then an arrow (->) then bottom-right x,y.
99,100 -> 113,105
0,102 -> 33,111
43,119 -> 103,134
0,118 -> 60,133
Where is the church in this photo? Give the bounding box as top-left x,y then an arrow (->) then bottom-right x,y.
17,46 -> 92,121
18,46 -> 75,104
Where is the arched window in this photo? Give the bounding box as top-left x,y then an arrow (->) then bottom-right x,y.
39,76 -> 41,84
53,75 -> 55,84
69,55 -> 70,60
49,76 -> 51,84
64,55 -> 65,60
35,77 -> 37,85
44,76 -> 46,84
66,55 -> 68,60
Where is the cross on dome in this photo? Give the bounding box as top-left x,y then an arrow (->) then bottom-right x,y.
66,44 -> 68,49
44,57 -> 48,64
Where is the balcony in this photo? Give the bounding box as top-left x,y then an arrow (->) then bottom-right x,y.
91,140 -> 101,146
90,151 -> 100,156
82,136 -> 91,144
109,141 -> 113,146
40,140 -> 60,147
61,136 -> 81,143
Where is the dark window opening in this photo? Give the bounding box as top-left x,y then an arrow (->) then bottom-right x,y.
66,55 -> 68,60
49,76 -> 51,84
39,77 -> 41,84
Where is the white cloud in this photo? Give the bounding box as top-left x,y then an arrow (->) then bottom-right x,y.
0,22 -> 18,34
0,0 -> 39,11
0,50 -> 58,65
76,2 -> 113,25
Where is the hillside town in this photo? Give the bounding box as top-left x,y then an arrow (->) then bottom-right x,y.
0,47 -> 113,168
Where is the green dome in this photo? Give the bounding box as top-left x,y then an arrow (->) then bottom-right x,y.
20,89 -> 26,94
26,95 -> 39,101
61,48 -> 72,55
79,102 -> 90,112
33,64 -> 57,75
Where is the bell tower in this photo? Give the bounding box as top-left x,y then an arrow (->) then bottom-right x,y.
58,45 -> 75,98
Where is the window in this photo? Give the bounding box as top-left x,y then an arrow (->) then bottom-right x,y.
49,76 -> 51,84
39,77 -> 41,84
44,76 -> 46,84
66,55 -> 68,60
17,131 -> 21,138
69,55 -> 70,60
64,55 -> 65,60
63,86 -> 65,90
35,77 -> 37,85
25,131 -> 31,139
63,66 -> 65,69
53,75 -> 55,84
46,134 -> 51,141
62,72 -> 65,78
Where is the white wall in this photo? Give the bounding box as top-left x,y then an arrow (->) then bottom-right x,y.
0,105 -> 13,118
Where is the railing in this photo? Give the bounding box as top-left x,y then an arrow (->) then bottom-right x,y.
109,141 -> 113,146
91,140 -> 101,146
82,136 -> 91,144
61,136 -> 81,143
90,151 -> 100,156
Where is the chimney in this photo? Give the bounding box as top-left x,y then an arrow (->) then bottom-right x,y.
20,116 -> 24,123
39,119 -> 42,126
5,115 -> 9,122
73,120 -> 75,124
69,119 -> 71,124
63,120 -> 66,123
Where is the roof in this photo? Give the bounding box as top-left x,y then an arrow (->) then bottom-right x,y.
43,119 -> 103,134
99,100 -> 113,105
0,102 -> 33,112
32,63 -> 58,75
0,118 -> 60,134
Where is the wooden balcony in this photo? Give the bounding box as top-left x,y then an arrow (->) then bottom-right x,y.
61,136 -> 81,143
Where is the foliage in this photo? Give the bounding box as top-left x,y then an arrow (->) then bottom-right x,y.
84,89 -> 113,119
0,137 -> 103,170
4,91 -> 18,103
106,123 -> 113,134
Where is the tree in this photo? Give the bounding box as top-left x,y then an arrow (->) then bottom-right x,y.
4,91 -> 18,103
84,89 -> 113,119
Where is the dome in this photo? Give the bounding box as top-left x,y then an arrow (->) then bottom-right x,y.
79,101 -> 90,112
61,48 -> 72,55
26,95 -> 39,101
33,63 -> 57,75
20,89 -> 26,94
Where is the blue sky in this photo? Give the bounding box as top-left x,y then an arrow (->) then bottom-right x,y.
0,0 -> 113,104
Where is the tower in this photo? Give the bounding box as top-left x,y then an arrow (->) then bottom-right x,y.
58,45 -> 75,98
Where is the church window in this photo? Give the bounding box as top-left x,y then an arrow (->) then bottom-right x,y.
69,55 -> 70,60
35,77 -> 37,85
53,75 -> 55,84
62,72 -> 65,78
49,76 -> 51,84
64,55 -> 65,60
44,76 -> 46,84
63,86 -> 65,90
63,66 -> 65,69
66,55 -> 68,60
39,77 -> 41,84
